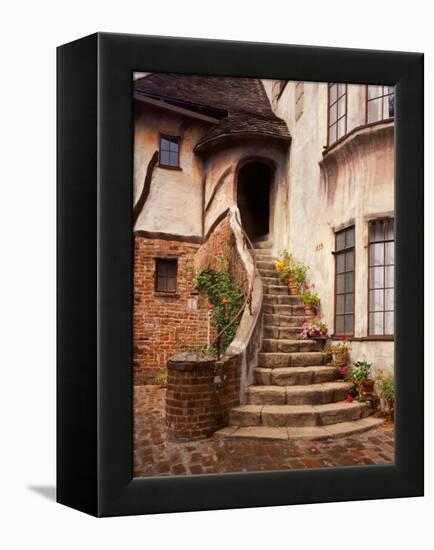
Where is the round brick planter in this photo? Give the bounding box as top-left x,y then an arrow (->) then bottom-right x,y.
166,352 -> 240,441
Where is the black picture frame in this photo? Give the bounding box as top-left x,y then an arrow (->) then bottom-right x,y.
57,32 -> 424,517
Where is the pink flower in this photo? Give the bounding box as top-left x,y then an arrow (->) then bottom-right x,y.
339,367 -> 348,375
345,394 -> 353,403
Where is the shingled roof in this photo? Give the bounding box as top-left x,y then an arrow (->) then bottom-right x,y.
134,74 -> 290,150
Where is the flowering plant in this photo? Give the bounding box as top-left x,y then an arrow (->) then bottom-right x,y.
274,250 -> 308,286
300,318 -> 329,339
299,284 -> 320,308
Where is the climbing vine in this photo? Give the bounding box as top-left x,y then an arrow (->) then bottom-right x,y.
192,256 -> 243,354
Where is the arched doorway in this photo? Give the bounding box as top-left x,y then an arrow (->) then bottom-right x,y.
236,161 -> 272,242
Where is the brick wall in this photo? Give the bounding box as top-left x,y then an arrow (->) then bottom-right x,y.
195,214 -> 249,296
166,352 -> 241,441
133,215 -> 249,385
133,237 -> 210,385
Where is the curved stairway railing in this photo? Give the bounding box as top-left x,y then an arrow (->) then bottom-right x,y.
213,207 -> 258,359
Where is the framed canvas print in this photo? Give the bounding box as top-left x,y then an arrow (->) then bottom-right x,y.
57,32 -> 423,517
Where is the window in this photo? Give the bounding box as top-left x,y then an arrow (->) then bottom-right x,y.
295,81 -> 304,121
155,259 -> 177,293
368,219 -> 394,335
334,226 -> 355,335
366,85 -> 394,124
328,83 -> 347,146
159,135 -> 180,168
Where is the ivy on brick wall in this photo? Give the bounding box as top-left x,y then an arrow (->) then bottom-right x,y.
193,256 -> 243,353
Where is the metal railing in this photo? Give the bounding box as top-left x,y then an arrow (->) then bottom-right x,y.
214,210 -> 257,359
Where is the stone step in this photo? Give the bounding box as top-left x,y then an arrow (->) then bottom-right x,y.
255,253 -> 273,261
257,260 -> 276,270
253,242 -> 273,250
261,339 -> 324,353
215,417 -> 386,441
229,401 -> 371,428
263,285 -> 289,296
263,298 -> 304,310
264,313 -> 309,327
246,382 -> 354,406
257,351 -> 330,369
258,269 -> 279,279
261,276 -> 286,287
263,326 -> 303,339
255,365 -> 338,386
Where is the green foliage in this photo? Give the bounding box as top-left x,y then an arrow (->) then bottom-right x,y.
193,257 -> 243,353
154,372 -> 168,387
274,250 -> 308,285
351,360 -> 372,383
299,289 -> 320,308
376,370 -> 395,401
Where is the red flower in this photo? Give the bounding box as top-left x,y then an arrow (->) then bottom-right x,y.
345,394 -> 353,403
339,367 -> 348,375
221,297 -> 228,305
208,304 -> 214,310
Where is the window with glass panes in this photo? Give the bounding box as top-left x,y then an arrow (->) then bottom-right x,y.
159,135 -> 180,168
328,83 -> 347,146
155,259 -> 177,293
334,226 -> 355,335
368,219 -> 394,335
366,85 -> 394,124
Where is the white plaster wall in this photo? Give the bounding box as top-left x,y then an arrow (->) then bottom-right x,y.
201,142 -> 289,242
266,79 -> 395,374
133,102 -> 209,237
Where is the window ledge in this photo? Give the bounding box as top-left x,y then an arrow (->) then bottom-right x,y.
158,164 -> 182,171
154,292 -> 180,298
331,334 -> 394,342
322,118 -> 394,157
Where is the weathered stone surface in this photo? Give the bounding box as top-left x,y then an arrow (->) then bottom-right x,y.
262,405 -> 317,427
228,426 -> 289,440
323,417 -> 385,437
257,352 -> 291,368
278,326 -> 304,339
285,382 -> 353,405
290,351 -> 328,367
229,405 -> 262,426
247,386 -> 286,405
270,366 -> 338,386
315,401 -> 370,426
265,284 -> 289,295
254,367 -> 271,385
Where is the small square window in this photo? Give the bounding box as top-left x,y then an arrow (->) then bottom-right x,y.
155,259 -> 178,293
159,136 -> 180,168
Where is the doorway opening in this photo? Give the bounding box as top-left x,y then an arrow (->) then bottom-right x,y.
236,161 -> 272,242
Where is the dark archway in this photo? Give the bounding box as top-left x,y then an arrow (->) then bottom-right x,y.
237,161 -> 272,242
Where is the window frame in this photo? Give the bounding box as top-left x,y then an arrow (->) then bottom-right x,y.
159,134 -> 181,169
367,218 -> 394,336
154,258 -> 178,294
365,85 -> 395,125
334,225 -> 355,337
327,83 -> 348,147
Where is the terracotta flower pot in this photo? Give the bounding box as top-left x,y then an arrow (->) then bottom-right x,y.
358,379 -> 375,401
304,305 -> 317,316
287,277 -> 299,295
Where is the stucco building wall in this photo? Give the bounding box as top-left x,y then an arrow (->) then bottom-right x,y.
266,79 -> 394,374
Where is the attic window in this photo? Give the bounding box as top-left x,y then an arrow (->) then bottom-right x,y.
159,135 -> 180,168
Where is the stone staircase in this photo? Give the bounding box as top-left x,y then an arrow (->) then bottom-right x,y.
216,244 -> 384,441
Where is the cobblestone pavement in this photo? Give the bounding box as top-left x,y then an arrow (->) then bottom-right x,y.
133,386 -> 394,478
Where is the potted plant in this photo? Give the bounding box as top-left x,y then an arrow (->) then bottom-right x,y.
351,360 -> 374,401
300,319 -> 328,340
300,284 -> 320,315
376,370 -> 395,420
274,251 -> 307,295
324,339 -> 351,368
